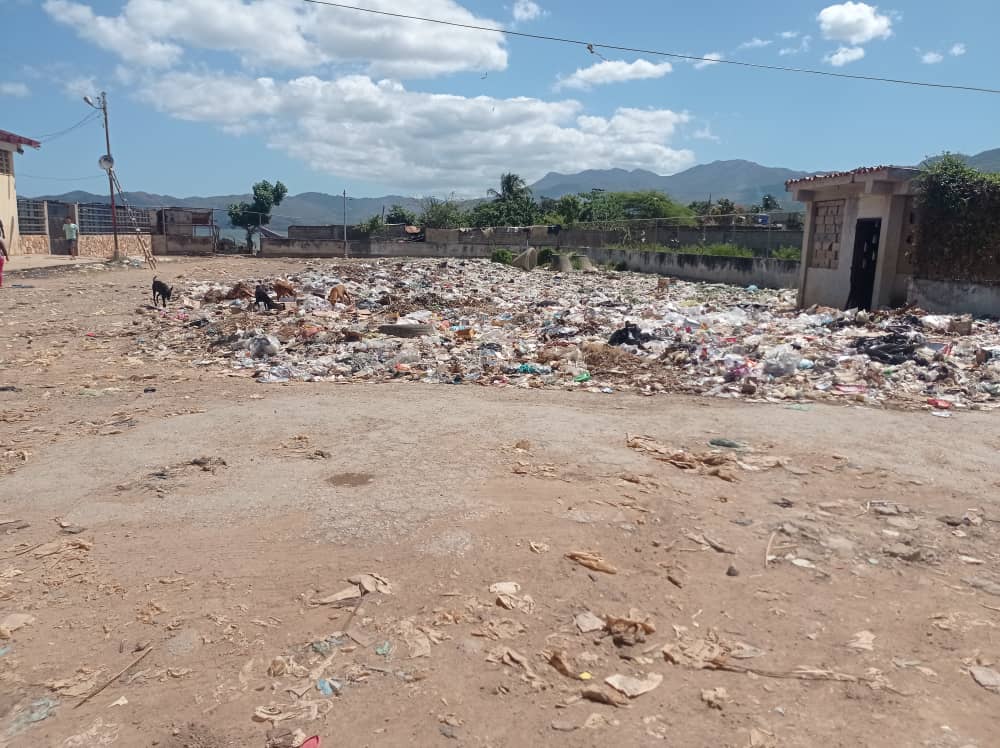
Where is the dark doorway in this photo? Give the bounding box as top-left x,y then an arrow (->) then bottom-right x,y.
846,218 -> 881,310
47,202 -> 72,255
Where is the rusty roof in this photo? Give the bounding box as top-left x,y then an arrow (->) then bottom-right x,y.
785,165 -> 919,187
0,129 -> 41,150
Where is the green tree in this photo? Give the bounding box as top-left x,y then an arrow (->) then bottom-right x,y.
385,204 -> 417,225
228,179 -> 288,251
555,194 -> 584,224
418,197 -> 468,229
761,194 -> 781,212
712,198 -> 736,225
359,215 -> 385,234
688,200 -> 712,216
481,172 -> 540,226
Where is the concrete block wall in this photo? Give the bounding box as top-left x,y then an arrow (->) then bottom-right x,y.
15,235 -> 50,255
77,234 -> 151,258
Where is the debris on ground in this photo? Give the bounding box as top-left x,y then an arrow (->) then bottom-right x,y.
143,260 -> 1000,409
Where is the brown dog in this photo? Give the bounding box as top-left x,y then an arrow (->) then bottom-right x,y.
328,284 -> 351,305
225,281 -> 254,301
273,279 -> 296,299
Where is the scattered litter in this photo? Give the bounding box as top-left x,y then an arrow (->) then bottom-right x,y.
253,700 -> 334,724
846,630 -> 876,652
61,718 -> 120,747
544,649 -> 578,679
0,612 -> 35,639
604,672 -> 663,698
575,611 -> 605,634
48,668 -> 104,698
316,678 -> 342,697
700,686 -> 729,710
970,666 -> 1000,693
398,619 -> 432,658
581,687 -> 628,707
565,551 -> 618,574
109,696 -> 128,707
966,577 -> 1000,597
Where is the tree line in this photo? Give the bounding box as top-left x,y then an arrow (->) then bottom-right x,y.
362,173 -> 792,232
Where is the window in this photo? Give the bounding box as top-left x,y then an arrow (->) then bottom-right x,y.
809,199 -> 845,270
0,149 -> 11,176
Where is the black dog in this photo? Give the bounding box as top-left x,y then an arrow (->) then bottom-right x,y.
254,283 -> 280,311
608,321 -> 647,349
152,277 -> 173,308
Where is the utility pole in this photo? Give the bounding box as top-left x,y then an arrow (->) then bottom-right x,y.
84,92 -> 120,261
343,189 -> 348,258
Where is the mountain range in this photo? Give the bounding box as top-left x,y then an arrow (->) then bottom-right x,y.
29,149 -> 1000,234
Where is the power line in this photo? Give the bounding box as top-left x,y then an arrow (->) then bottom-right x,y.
32,112 -> 102,143
17,173 -> 105,182
300,0 -> 1000,95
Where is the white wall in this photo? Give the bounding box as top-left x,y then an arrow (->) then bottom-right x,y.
0,143 -> 17,253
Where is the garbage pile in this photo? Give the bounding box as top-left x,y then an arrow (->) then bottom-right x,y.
149,259 -> 1000,410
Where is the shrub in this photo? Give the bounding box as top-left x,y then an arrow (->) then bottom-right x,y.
915,155 -> 1000,281
772,246 -> 802,261
491,249 -> 514,265
537,247 -> 555,265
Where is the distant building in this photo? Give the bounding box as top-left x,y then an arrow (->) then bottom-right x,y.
787,166 -> 919,310
0,128 -> 41,254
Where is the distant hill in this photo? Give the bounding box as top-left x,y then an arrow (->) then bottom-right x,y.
921,148 -> 1000,174
30,148 -> 1000,233
531,160 -> 813,206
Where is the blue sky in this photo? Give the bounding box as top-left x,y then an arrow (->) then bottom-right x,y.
3,0 -> 999,199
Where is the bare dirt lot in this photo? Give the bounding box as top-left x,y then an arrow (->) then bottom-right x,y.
2,258 -> 999,748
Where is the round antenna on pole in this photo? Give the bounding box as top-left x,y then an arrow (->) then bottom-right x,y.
98,155 -> 114,172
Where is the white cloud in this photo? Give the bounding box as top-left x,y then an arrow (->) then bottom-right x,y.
779,31 -> 800,39
63,75 -> 98,98
555,59 -> 672,90
824,46 -> 865,66
950,43 -> 967,56
43,0 -> 183,68
512,0 -> 542,22
692,125 -> 720,143
738,37 -> 772,50
818,2 -> 893,45
779,35 -> 812,56
921,51 -> 944,65
693,52 -> 724,70
42,0 -> 509,78
0,82 -> 29,97
138,71 -> 696,190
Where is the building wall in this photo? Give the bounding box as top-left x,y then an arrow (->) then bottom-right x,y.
17,235 -> 50,254
907,278 -> 1000,317
259,238 -> 367,258
150,234 -> 215,256
77,234 -> 151,258
366,241 -> 797,288
423,225 -> 803,254
0,143 -> 18,255
799,191 -> 907,308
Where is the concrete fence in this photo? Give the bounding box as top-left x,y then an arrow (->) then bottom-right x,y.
258,237 -> 800,289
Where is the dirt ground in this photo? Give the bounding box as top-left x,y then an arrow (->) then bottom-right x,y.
1,257 -> 999,748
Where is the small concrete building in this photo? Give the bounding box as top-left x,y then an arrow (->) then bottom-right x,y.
0,128 -> 41,253
787,166 -> 919,310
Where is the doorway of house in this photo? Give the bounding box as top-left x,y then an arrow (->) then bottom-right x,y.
846,218 -> 881,310
47,202 -> 72,255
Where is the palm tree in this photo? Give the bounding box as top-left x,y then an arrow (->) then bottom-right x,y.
488,173 -> 531,202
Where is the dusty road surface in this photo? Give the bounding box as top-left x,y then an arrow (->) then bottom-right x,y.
1,258 -> 999,748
